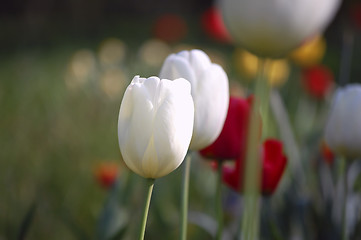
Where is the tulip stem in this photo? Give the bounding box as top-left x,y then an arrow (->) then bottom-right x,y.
339,26 -> 354,86
216,160 -> 224,240
180,155 -> 191,240
138,178 -> 155,240
240,58 -> 268,240
342,158 -> 349,240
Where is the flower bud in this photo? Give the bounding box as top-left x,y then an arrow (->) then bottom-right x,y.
324,84 -> 361,159
118,76 -> 194,179
220,0 -> 340,57
160,49 -> 229,150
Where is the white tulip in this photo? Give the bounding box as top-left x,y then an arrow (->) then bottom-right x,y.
219,0 -> 341,57
159,49 -> 229,150
118,76 -> 194,179
325,84 -> 361,159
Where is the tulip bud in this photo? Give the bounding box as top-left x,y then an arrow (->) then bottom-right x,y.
200,96 -> 252,160
118,76 -> 194,179
160,49 -> 229,150
220,0 -> 340,57
324,84 -> 361,159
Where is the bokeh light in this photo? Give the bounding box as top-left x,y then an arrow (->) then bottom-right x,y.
65,49 -> 97,90
98,38 -> 127,67
138,39 -> 172,67
153,14 -> 188,43
99,68 -> 127,99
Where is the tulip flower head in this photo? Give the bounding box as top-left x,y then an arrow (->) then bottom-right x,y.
118,76 -> 194,179
160,49 -> 229,150
324,84 -> 361,159
220,139 -> 287,195
220,0 -> 340,57
200,96 -> 252,160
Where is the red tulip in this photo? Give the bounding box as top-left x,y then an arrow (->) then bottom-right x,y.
95,162 -> 119,189
220,139 -> 287,195
201,6 -> 233,43
301,65 -> 334,99
261,139 -> 288,195
200,96 -> 253,160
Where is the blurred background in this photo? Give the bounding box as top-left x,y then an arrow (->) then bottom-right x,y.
1,0 -> 361,239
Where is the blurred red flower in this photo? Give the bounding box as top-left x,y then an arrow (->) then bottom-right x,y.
201,6 -> 232,43
350,2 -> 361,29
220,139 -> 287,195
302,65 -> 334,99
200,96 -> 252,160
321,140 -> 334,165
95,162 -> 119,189
153,14 -> 187,43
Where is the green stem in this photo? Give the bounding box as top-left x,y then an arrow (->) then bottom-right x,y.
138,178 -> 155,240
216,160 -> 224,240
339,26 -> 354,86
240,58 -> 269,240
180,155 -> 191,240
342,158 -> 348,240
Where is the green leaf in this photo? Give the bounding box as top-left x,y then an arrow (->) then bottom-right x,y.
96,180 -> 128,240
17,202 -> 37,240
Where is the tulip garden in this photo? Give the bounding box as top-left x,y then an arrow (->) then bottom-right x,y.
2,0 -> 361,240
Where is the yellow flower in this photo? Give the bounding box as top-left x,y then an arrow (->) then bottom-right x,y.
290,35 -> 326,67
234,49 -> 290,88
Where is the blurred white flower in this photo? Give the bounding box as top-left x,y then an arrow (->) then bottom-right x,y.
118,76 -> 194,179
219,0 -> 340,57
325,84 -> 361,159
159,49 -> 229,150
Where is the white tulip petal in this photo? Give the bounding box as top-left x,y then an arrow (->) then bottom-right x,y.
160,49 -> 230,150
118,76 -> 194,178
152,79 -> 194,177
220,0 -> 341,57
325,84 -> 361,158
187,50 -> 212,81
160,54 -> 196,84
190,63 -> 229,149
